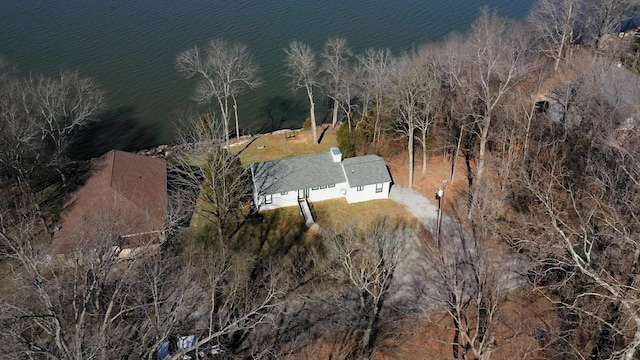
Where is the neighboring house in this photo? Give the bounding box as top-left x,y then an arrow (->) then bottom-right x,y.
52,150 -> 167,255
251,147 -> 392,211
538,56 -> 640,131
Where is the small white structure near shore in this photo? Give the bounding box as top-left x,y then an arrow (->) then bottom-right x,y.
251,148 -> 392,211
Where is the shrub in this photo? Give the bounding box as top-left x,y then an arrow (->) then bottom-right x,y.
302,117 -> 311,130
337,123 -> 356,158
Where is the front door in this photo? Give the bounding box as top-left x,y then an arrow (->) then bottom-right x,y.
298,189 -> 307,200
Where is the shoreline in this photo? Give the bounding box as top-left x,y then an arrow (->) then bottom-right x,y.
137,127 -> 307,158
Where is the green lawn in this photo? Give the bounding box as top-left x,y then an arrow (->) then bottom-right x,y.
234,126 -> 339,165
186,124 -> 415,253
311,198 -> 416,234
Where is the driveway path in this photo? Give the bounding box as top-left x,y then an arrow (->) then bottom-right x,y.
389,185 -> 442,227
390,185 -> 437,219
387,184 -> 528,309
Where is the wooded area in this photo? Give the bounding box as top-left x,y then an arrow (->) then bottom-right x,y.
2,1 -> 640,359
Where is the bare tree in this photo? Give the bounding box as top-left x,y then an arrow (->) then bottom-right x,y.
507,55 -> 640,359
414,45 -> 443,175
0,70 -> 104,189
29,71 -> 105,165
357,48 -> 392,145
585,0 -> 638,49
176,39 -> 260,146
529,0 -> 585,72
169,114 -> 252,245
417,221 -> 505,360
321,37 -> 353,128
163,246 -> 283,360
328,218 -> 409,359
0,210 -> 281,360
285,41 -> 320,144
0,204 -> 162,360
443,9 -> 530,195
335,62 -> 359,132
520,146 -> 640,359
386,50 -> 430,189
0,159 -> 282,360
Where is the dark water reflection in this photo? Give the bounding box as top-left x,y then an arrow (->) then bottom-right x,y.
258,96 -> 309,134
68,107 -> 160,160
1,1 -> 534,145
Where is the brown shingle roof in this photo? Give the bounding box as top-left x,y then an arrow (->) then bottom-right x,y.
52,150 -> 167,254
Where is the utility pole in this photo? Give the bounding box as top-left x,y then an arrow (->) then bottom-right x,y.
435,180 -> 448,246
436,187 -> 444,247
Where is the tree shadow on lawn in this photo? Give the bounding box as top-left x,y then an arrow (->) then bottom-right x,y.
317,125 -> 330,144
238,208 -> 326,280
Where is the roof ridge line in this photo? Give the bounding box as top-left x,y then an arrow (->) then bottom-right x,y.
340,162 -> 351,188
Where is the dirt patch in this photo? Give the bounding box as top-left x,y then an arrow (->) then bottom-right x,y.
386,151 -> 469,215
287,290 -> 555,360
372,290 -> 553,360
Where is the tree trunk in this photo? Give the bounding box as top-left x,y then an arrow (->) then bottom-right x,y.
554,36 -> 565,72
218,97 -> 230,147
373,102 -> 382,145
555,1 -> 573,72
590,303 -> 621,359
233,94 -> 240,140
332,99 -> 339,128
476,116 -> 490,186
422,128 -> 428,174
464,135 -> 474,212
451,126 -> 464,184
361,305 -> 380,360
307,87 -> 318,144
452,313 -> 461,359
623,319 -> 640,360
408,127 -> 415,189
523,107 -> 533,161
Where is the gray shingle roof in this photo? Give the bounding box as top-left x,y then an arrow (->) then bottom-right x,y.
252,151 -> 391,195
252,152 -> 346,195
342,155 -> 391,187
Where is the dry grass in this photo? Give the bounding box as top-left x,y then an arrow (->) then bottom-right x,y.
372,289 -> 555,360
386,151 -> 469,215
233,126 -> 339,165
288,289 -> 555,360
312,198 -> 416,234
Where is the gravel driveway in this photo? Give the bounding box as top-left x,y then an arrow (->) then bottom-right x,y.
387,184 -> 528,309
389,185 -> 441,225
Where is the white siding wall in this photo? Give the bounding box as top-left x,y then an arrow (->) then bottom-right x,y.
256,182 -> 391,210
308,181 -> 349,202
256,181 -> 351,211
257,191 -> 299,211
345,181 -> 390,204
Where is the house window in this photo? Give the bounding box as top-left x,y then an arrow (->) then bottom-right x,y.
357,186 -> 364,191
312,186 -> 319,191
375,183 -> 383,193
281,191 -> 288,195
265,194 -> 272,204
328,184 -> 335,188
320,185 -> 327,189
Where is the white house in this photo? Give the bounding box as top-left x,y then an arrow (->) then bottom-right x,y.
251,148 -> 392,211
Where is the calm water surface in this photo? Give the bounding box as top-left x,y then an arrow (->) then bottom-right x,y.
1,1 -> 534,144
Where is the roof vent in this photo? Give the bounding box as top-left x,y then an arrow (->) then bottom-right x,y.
330,147 -> 342,163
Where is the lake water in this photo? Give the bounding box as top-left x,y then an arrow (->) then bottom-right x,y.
1,1 -> 533,146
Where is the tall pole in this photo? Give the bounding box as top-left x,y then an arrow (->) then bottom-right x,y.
436,188 -> 444,247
